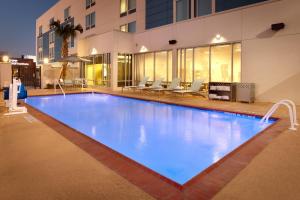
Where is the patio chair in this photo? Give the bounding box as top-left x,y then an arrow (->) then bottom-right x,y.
137,78 -> 164,91
172,79 -> 204,96
122,77 -> 149,92
152,78 -> 181,93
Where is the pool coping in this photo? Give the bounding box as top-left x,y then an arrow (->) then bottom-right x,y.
23,92 -> 288,200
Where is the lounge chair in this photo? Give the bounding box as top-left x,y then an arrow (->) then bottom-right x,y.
138,78 -> 164,90
152,78 -> 181,93
172,79 -> 204,96
122,77 -> 149,92
74,78 -> 87,88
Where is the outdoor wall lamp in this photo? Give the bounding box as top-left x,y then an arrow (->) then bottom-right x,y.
2,55 -> 9,63
43,58 -> 49,64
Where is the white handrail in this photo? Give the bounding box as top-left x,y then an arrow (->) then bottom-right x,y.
54,79 -> 66,97
260,99 -> 298,131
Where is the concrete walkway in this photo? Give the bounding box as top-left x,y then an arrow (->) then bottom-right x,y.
1,89 -> 300,200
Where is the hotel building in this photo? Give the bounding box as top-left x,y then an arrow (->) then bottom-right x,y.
36,0 -> 300,104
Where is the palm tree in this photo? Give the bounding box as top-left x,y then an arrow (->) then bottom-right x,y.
50,20 -> 83,79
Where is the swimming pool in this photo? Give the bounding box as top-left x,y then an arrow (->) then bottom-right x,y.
25,93 -> 275,185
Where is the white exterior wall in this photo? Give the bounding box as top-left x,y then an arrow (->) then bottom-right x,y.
36,0 -> 300,104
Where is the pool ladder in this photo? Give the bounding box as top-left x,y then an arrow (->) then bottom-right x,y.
54,79 -> 66,97
260,100 -> 299,131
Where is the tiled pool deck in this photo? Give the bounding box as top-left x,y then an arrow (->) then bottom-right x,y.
1,88 -> 300,200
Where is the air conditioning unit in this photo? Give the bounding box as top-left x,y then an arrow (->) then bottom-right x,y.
236,83 -> 255,103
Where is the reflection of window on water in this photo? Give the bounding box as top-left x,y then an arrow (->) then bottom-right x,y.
177,43 -> 241,83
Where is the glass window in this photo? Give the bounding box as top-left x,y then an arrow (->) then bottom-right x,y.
233,43 -> 241,82
86,12 -> 96,30
168,51 -> 173,82
128,0 -> 136,11
135,51 -> 173,83
64,7 -> 70,20
155,51 -> 168,81
216,0 -> 267,12
177,43 -> 241,83
128,21 -> 136,33
120,0 -> 127,14
86,0 -> 95,9
211,44 -> 232,82
120,24 -> 128,32
91,12 -> 96,27
176,0 -> 191,22
195,0 -> 212,17
135,54 -> 145,82
145,53 -> 154,81
49,18 -> 54,26
49,31 -> 55,44
118,54 -> 133,87
39,26 -> 43,36
85,54 -> 111,87
194,47 -> 209,82
185,48 -> 193,82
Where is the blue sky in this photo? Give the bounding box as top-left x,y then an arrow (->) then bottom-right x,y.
0,0 -> 59,57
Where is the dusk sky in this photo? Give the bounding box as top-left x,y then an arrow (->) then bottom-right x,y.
0,0 -> 59,57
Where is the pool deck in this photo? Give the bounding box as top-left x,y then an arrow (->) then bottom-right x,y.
1,88 -> 300,200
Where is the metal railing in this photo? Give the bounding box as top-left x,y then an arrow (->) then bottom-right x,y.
260,99 -> 299,131
54,79 -> 66,97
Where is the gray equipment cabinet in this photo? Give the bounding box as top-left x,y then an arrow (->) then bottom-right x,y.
236,83 -> 255,103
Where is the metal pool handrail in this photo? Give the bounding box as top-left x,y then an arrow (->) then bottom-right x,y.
54,79 -> 66,97
260,99 -> 299,131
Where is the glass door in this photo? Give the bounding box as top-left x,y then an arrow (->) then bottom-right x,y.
84,53 -> 111,87
118,53 -> 133,87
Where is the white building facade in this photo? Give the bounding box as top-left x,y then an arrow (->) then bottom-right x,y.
36,0 -> 300,104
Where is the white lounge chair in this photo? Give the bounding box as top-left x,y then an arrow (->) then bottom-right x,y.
122,77 -> 149,92
173,79 -> 204,96
152,78 -> 181,92
140,78 -> 164,90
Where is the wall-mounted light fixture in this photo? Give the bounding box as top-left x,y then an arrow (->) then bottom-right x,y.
2,55 -> 9,63
139,46 -> 148,53
43,58 -> 49,64
91,48 -> 98,55
211,34 -> 226,44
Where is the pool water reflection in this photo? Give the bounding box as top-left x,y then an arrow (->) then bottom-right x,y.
26,93 -> 275,185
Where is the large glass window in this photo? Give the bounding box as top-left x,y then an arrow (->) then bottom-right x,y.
64,7 -> 70,21
86,12 -> 96,30
176,0 -> 191,22
194,47 -> 209,82
155,51 -> 168,81
120,0 -> 136,17
168,51 -> 173,82
216,0 -> 267,12
211,44 -> 232,82
177,43 -> 241,83
145,53 -> 154,81
118,54 -> 133,87
135,50 -> 173,83
185,48 -> 193,82
233,43 -> 241,82
84,54 -> 111,87
195,0 -> 212,17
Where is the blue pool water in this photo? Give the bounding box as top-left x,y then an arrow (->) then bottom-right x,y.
25,93 -> 275,185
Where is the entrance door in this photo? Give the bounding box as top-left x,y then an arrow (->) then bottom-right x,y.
84,54 -> 111,87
